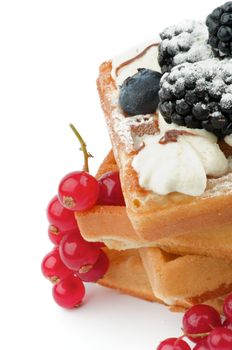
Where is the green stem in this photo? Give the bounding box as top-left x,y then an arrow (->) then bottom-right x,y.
69,123 -> 93,172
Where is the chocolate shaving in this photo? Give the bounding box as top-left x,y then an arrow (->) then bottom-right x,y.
159,130 -> 196,145
115,43 -> 159,77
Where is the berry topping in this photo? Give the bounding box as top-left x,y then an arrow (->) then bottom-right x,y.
207,327 -> 232,350
77,250 -> 109,282
41,247 -> 72,283
58,124 -> 99,211
59,231 -> 100,272
52,274 -> 85,309
182,304 -> 221,343
154,296 -> 232,349
42,124 -> 110,310
206,2 -> 232,57
58,171 -> 99,211
158,20 -> 213,73
156,338 -> 191,350
223,294 -> 232,322
159,59 -> 232,137
48,225 -> 81,246
119,68 -> 161,116
98,171 -> 125,206
192,338 -> 209,350
223,318 -> 232,330
47,195 -> 77,231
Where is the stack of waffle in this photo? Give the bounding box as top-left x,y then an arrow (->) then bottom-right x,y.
76,40 -> 232,313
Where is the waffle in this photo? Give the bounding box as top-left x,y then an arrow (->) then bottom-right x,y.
78,206 -> 232,308
75,152 -> 232,313
96,42 -> 232,242
100,247 -> 227,314
139,247 -> 232,309
99,248 -> 157,302
76,151 -> 232,260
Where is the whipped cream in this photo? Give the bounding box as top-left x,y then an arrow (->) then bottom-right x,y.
132,116 -> 228,196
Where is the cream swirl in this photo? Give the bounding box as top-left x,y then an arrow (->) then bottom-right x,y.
132,116 -> 228,196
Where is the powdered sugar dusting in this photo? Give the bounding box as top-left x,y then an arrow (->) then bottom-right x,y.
160,58 -> 232,107
161,20 -> 200,39
160,20 -> 213,67
221,93 -> 232,110
109,90 -> 157,153
203,171 -> 232,198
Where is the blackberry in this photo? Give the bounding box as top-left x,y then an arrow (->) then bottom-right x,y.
206,2 -> 232,57
158,20 -> 213,73
159,58 -> 232,138
119,69 -> 162,116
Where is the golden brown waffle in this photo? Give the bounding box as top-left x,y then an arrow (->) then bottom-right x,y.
76,151 -> 232,260
99,248 -> 157,302
76,204 -> 232,259
100,247 -> 227,314
75,152 -> 232,313
97,50 -> 232,242
140,247 -> 232,309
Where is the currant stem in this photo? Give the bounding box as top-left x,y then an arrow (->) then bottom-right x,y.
181,328 -> 210,338
69,123 -> 93,173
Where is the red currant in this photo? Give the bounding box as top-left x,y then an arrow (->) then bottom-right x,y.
98,171 -> 125,206
182,304 -> 221,343
223,319 -> 232,330
193,338 -> 209,350
223,294 -> 232,323
156,338 -> 191,350
58,171 -> 99,211
48,226 -> 81,246
41,248 -> 71,283
77,250 -> 109,282
93,241 -> 105,248
207,327 -> 232,350
52,274 -> 85,309
59,231 -> 100,272
47,195 -> 77,231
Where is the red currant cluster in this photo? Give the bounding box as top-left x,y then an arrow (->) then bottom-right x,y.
156,298 -> 232,350
41,124 -> 125,309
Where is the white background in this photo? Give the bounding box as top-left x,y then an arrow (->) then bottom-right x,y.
0,1 -> 224,349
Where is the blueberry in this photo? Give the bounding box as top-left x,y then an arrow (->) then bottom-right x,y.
119,69 -> 162,116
